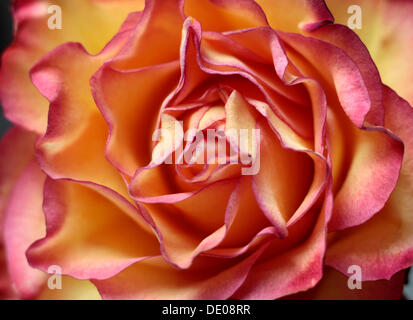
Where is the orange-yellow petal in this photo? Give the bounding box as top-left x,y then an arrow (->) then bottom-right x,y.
288,267 -> 405,300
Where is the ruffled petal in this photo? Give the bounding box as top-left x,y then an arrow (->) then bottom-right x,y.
93,245 -> 267,300
0,0 -> 144,134
133,179 -> 238,269
3,160 -> 47,299
280,31 -> 371,128
309,24 -> 384,126
38,276 -> 101,300
329,125 -> 403,231
184,0 -> 268,32
255,0 -> 333,33
32,31 -> 135,199
92,62 -> 180,176
252,118 -> 314,237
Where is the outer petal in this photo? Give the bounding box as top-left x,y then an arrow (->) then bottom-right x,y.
92,245 -> 267,300
326,87 -> 413,281
110,0 -> 185,70
325,0 -> 413,106
0,0 -> 144,134
0,127 -> 36,299
309,24 -> 385,126
252,118 -> 314,237
184,0 -> 268,32
232,177 -> 333,300
289,268 -> 405,300
281,32 -> 403,231
27,178 -> 159,281
3,160 -> 47,299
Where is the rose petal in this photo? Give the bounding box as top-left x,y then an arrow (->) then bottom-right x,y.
184,0 -> 268,32
211,176 -> 272,250
310,24 -> 384,126
233,177 -> 333,299
252,118 -> 314,237
201,27 -> 314,139
325,86 -> 413,280
0,127 -> 37,299
280,31 -> 371,128
329,125 -> 403,231
325,0 -> 413,106
225,91 -> 258,159
32,32 -> 134,200
3,161 -> 46,299
92,62 -> 180,177
250,100 -> 329,232
255,0 -> 333,33
133,179 -> 238,269
288,267 -> 405,300
27,178 -> 159,280
93,245 -> 267,300
0,127 -> 36,223
110,0 -> 185,70
0,0 -> 144,134
38,276 -> 101,300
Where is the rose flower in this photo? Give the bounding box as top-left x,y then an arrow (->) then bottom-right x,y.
1,0 -> 413,300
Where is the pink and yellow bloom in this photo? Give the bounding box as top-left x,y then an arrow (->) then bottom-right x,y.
1,0 -> 413,299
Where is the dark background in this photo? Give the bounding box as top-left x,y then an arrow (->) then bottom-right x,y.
0,0 -> 13,136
